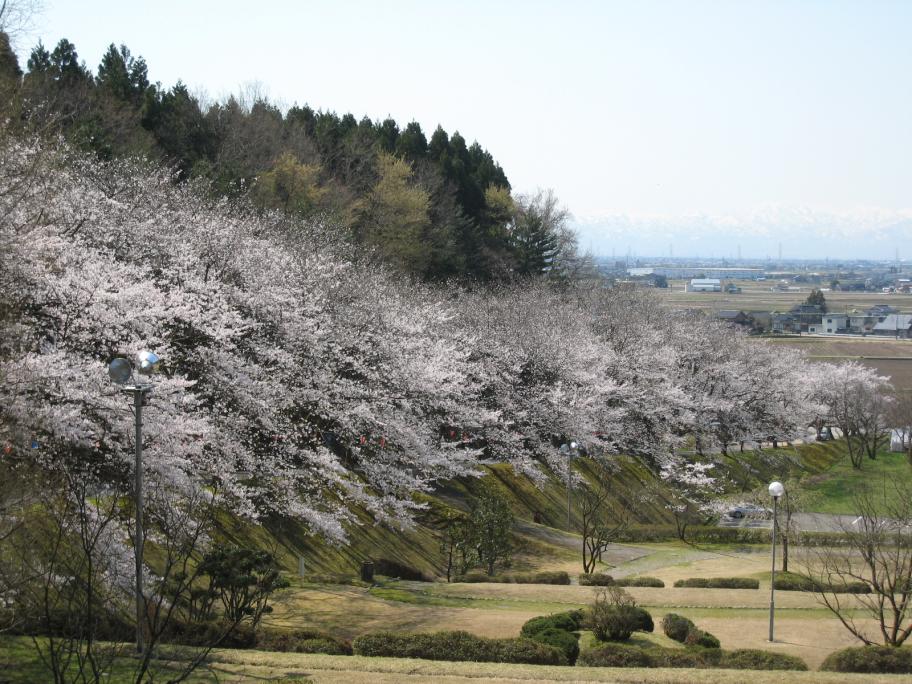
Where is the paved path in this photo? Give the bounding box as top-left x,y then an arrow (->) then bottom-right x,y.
719,512 -> 857,532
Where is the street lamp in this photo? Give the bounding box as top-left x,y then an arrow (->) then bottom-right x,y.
559,441 -> 579,529
109,351 -> 160,655
768,480 -> 785,642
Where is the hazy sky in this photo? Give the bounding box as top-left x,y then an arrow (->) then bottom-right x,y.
24,0 -> 912,258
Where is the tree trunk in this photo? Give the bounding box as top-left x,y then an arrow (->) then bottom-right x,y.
782,532 -> 789,573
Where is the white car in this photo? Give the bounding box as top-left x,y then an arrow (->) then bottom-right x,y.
727,504 -> 770,519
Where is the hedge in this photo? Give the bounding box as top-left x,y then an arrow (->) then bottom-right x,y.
684,629 -> 720,649
351,630 -> 565,665
722,649 -> 808,671
455,570 -> 570,585
615,525 -> 868,547
773,573 -> 871,594
579,643 -> 806,670
674,577 -> 759,589
614,576 -> 664,588
529,627 -> 580,665
579,573 -> 614,586
821,646 -> 912,673
254,628 -> 352,655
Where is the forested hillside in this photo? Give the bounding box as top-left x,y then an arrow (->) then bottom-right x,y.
0,32 -> 581,282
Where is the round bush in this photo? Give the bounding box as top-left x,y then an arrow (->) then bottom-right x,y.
520,611 -> 580,637
578,642 -> 655,667
662,613 -> 695,643
529,627 -> 580,665
721,649 -> 808,671
631,606 -> 654,633
683,628 -> 720,649
821,645 -> 912,673
592,605 -> 642,642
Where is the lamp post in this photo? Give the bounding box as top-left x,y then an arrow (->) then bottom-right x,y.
109,351 -> 160,655
559,441 -> 578,529
768,480 -> 785,642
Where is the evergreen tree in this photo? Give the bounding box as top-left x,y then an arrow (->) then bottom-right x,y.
805,288 -> 827,312
0,31 -> 21,80
395,121 -> 427,163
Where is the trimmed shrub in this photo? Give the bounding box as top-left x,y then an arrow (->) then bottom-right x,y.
529,627 -> 580,665
684,628 -> 720,649
580,643 -> 806,671
498,637 -> 567,666
299,573 -> 361,586
592,605 -> 643,642
255,628 -> 352,655
674,577 -> 759,589
631,607 -> 654,633
578,642 -> 655,667
721,649 -> 808,671
821,646 -> 912,674
351,630 -> 565,665
454,570 -> 570,585
579,573 -> 614,586
773,574 -> 871,594
520,611 -> 581,637
614,576 -> 664,588
662,613 -> 696,643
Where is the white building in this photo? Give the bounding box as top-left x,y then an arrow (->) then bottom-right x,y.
808,315 -> 849,334
686,278 -> 721,292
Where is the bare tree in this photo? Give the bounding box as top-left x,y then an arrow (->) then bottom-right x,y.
0,0 -> 42,48
579,459 -> 628,574
800,486 -> 912,646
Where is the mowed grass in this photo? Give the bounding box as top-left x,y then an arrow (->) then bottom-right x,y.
798,449 -> 912,514
263,542 -> 890,670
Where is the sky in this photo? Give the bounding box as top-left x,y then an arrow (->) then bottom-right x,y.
20,0 -> 912,259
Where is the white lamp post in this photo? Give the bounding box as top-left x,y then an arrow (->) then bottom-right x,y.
768,480 -> 785,642
109,351 -> 160,655
559,441 -> 578,529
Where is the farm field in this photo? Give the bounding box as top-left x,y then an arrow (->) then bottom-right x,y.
657,280 -> 912,313
763,335 -> 912,389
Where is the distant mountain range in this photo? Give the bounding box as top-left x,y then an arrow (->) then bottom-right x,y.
572,206 -> 912,261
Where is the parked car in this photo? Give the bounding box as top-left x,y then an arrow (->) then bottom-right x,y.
726,504 -> 770,519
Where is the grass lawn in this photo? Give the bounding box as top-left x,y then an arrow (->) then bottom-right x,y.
798,449 -> 912,514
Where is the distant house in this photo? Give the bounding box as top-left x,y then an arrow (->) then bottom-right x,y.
771,313 -> 800,334
789,303 -> 825,332
716,310 -> 752,327
808,315 -> 848,335
872,314 -> 912,338
686,278 -> 721,292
